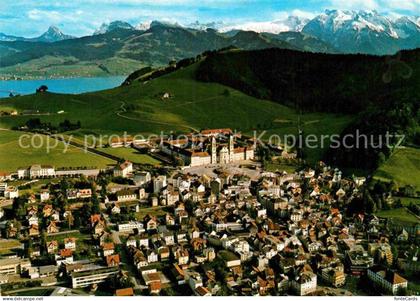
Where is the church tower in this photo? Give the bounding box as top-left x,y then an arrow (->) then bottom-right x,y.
211,136 -> 217,164
228,135 -> 234,163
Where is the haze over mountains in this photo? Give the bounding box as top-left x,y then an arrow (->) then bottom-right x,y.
0,10 -> 419,78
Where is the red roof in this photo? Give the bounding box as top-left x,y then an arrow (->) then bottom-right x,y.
115,287 -> 134,296
149,281 -> 162,292
102,242 -> 115,251
106,254 -> 120,266
233,147 -> 245,153
48,240 -> 58,247
201,128 -> 232,135
90,214 -> 102,224
111,136 -> 133,144
192,151 -> 210,157
60,249 -> 73,257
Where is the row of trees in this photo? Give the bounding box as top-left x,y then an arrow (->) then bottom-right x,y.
15,118 -> 81,133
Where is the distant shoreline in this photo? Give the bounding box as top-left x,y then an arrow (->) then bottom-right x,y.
0,74 -> 127,81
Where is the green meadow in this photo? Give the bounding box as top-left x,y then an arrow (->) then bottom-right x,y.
99,147 -> 161,165
0,60 -> 417,186
0,63 -> 353,167
376,208 -> 419,224
374,147 -> 420,189
0,130 -> 115,172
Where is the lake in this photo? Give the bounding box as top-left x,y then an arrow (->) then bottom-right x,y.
0,76 -> 125,98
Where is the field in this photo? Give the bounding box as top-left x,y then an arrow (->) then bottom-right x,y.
0,130 -> 115,172
374,147 -> 420,189
247,113 -> 353,165
0,63 -> 353,167
376,208 -> 419,224
99,147 -> 161,165
0,239 -> 23,255
264,161 -> 298,173
135,206 -> 169,220
400,197 -> 420,206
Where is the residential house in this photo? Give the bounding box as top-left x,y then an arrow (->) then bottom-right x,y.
321,267 -> 346,287
29,224 -> 40,237
175,248 -> 189,265
47,221 -> 59,234
47,240 -> 59,254
291,265 -> 317,296
106,254 -> 120,267
28,215 -> 39,226
40,190 -> 50,202
111,204 -> 121,215
134,172 -> 151,187
126,236 -> 137,248
102,243 -> 115,257
56,249 -> 74,266
64,238 -> 77,251
113,161 -> 133,178
43,205 -> 53,217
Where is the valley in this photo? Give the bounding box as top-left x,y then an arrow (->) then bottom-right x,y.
0,46 -> 418,191
0,3 -> 419,297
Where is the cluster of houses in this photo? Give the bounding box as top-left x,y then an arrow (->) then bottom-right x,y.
0,155 -> 416,296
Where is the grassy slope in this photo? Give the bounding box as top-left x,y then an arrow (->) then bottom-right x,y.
0,63 -> 352,165
0,130 -> 115,172
374,147 -> 420,189
0,53 -> 416,186
376,208 -> 419,224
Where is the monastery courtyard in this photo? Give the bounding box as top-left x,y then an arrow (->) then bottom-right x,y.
180,161 -> 263,180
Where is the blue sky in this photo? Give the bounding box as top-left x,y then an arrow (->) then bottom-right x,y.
0,0 -> 419,37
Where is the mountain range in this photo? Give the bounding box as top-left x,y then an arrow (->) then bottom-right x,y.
0,10 -> 419,78
0,26 -> 75,43
302,10 -> 420,55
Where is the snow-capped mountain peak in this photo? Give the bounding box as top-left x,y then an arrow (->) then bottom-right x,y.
302,10 -> 420,54
219,16 -> 310,34
136,21 -> 152,31
94,21 -> 134,35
